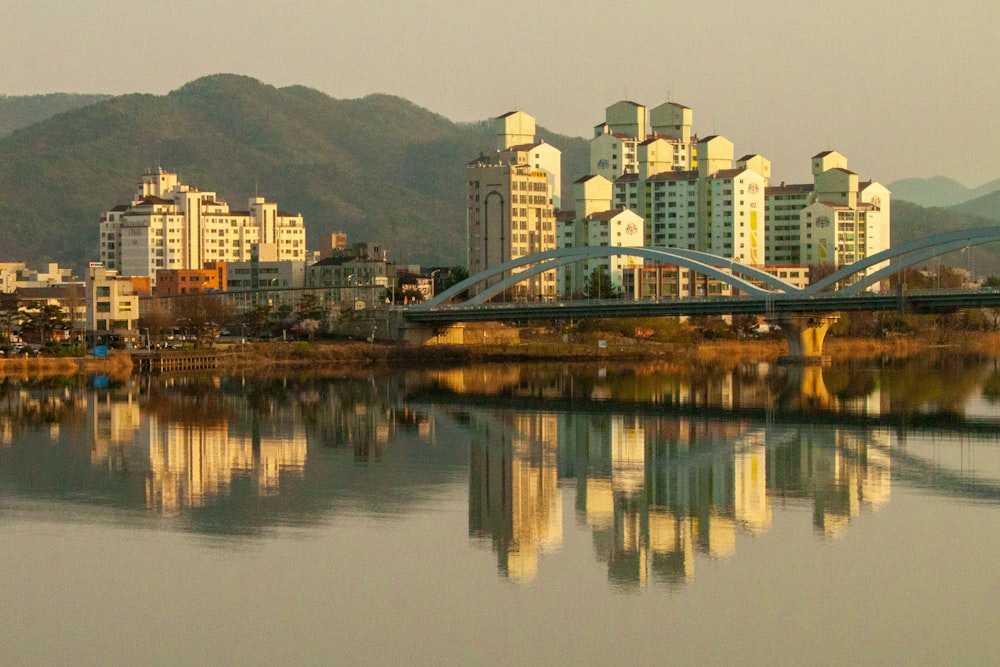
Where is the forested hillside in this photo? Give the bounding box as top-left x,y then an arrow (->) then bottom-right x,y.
0,93 -> 111,137
0,75 -> 587,269
892,201 -> 1000,278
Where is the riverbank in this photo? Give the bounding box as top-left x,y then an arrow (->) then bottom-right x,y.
2,331 -> 997,379
0,351 -> 134,379
219,330 -> 1000,371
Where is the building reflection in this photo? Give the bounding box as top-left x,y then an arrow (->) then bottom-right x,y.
141,412 -> 307,514
467,408 -> 891,587
452,362 -> 899,587
10,356 -> 989,586
88,377 -> 308,515
468,412 -> 562,582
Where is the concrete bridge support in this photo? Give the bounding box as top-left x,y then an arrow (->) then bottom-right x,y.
400,321 -> 466,345
771,313 -> 839,365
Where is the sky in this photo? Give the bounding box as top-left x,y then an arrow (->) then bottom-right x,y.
1,0 -> 997,187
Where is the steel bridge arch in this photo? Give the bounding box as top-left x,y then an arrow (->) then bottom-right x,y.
417,246 -> 799,309
803,226 -> 1000,295
416,226 -> 1000,310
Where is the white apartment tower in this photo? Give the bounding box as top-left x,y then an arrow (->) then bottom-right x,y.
496,111 -> 562,209
557,174 -> 644,297
467,112 -> 559,299
764,151 -> 891,285
99,169 -> 307,283
591,101 -> 696,182
606,125 -> 764,266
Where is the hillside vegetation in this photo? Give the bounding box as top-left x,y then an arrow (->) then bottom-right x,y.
0,75 -> 587,269
892,201 -> 1000,276
0,75 -> 997,278
0,93 -> 111,137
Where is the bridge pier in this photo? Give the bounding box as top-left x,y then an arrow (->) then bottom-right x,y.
400,322 -> 466,345
771,313 -> 839,365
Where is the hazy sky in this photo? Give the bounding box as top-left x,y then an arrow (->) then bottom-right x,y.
2,0 -> 996,186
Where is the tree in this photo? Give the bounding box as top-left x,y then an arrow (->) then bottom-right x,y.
242,304 -> 272,337
172,293 -> 233,347
733,314 -> 760,340
584,267 -> 616,299
441,266 -> 469,291
22,303 -> 68,345
297,318 -> 320,341
0,295 -> 20,345
138,303 -> 175,348
689,315 -> 735,340
296,293 -> 325,321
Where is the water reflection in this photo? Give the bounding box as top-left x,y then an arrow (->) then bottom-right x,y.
0,355 -> 998,586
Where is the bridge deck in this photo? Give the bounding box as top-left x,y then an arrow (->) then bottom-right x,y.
405,288 -> 1000,324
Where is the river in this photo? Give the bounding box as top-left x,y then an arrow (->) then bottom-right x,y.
1,355 -> 999,665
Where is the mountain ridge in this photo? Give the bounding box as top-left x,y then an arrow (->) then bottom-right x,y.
888,175 -> 1000,208
1,74 -> 998,278
0,74 -> 587,269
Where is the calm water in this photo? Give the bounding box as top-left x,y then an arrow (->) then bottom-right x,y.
1,356 -> 999,665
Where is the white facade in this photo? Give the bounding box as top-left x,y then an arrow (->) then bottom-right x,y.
0,262 -> 76,292
496,111 -> 536,150
467,155 -> 558,299
800,200 -> 887,279
501,140 -> 562,210
604,100 -> 647,139
763,151 -> 891,284
764,183 -> 814,264
100,169 -> 306,284
557,208 -> 645,297
590,132 -> 639,181
86,265 -> 139,334
704,169 -> 766,266
611,136 -> 764,265
644,171 -> 700,249
591,100 -> 696,185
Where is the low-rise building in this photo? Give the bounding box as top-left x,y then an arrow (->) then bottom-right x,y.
86,265 -> 140,341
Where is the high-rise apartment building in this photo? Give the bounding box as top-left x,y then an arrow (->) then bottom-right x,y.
764,151 -> 891,284
467,112 -> 559,299
99,168 -> 306,284
609,132 -> 764,266
591,101 -> 696,182
592,101 -> 887,281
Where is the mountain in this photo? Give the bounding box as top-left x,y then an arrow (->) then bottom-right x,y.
891,200 -> 1000,278
949,189 -> 1000,221
888,175 -> 1000,208
0,93 -> 111,137
0,75 -> 589,270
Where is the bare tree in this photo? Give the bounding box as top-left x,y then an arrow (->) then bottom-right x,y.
138,302 -> 175,348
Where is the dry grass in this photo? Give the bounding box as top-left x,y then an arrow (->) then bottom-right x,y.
0,351 -> 133,379
3,331 -> 997,381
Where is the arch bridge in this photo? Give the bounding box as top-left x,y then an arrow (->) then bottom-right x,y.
404,226 -> 1000,361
